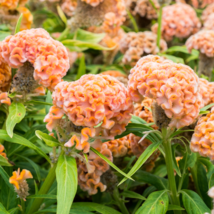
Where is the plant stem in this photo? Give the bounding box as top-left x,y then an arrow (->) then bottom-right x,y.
113,188 -> 129,214
21,199 -> 25,214
27,163 -> 57,214
126,10 -> 139,33
163,138 -> 181,214
57,27 -> 69,41
157,6 -> 163,52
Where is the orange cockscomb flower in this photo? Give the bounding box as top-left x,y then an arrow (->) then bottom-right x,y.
128,55 -> 201,129
0,145 -> 7,159
9,168 -> 33,200
152,3 -> 201,41
44,74 -> 134,152
190,107 -> 214,160
0,56 -> 11,92
0,28 -> 69,91
0,0 -> 27,10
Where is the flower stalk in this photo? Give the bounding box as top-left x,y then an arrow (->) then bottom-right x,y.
157,5 -> 163,51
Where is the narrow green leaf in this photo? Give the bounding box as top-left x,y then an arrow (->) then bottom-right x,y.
118,140 -> 162,186
45,91 -> 52,114
172,144 -> 181,177
28,194 -> 57,199
181,190 -> 211,214
75,55 -> 86,80
90,147 -> 133,181
36,130 -> 60,147
26,100 -> 52,106
0,203 -> 9,214
8,207 -> 19,214
0,130 -> 51,164
121,190 -> 146,200
56,154 -> 77,214
0,166 -> 14,191
167,205 -> 184,211
136,190 -> 169,214
57,5 -> 67,24
200,103 -> 214,112
0,156 -> 12,167
209,173 -> 214,189
130,115 -> 147,124
6,103 -> 26,138
159,54 -> 184,64
15,14 -> 23,34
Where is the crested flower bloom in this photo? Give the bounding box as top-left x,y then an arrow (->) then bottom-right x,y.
128,55 -> 201,129
0,92 -> 11,106
201,3 -> 214,22
203,14 -> 214,31
0,55 -> 11,92
0,145 -> 7,159
44,74 -> 134,152
190,107 -> 214,160
81,0 -> 104,6
186,30 -> 214,78
152,3 -> 201,41
0,0 -> 28,10
9,168 -> 33,200
0,28 -> 70,91
119,31 -> 167,66
61,0 -> 77,16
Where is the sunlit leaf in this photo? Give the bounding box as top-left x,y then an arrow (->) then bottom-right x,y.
15,13 -> 23,34
36,130 -> 60,147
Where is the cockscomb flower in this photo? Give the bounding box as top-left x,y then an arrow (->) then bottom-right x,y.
0,57 -> 11,92
120,31 -> 167,66
0,0 -> 28,10
0,145 -> 7,159
201,3 -> 214,22
0,28 -> 69,92
199,78 -> 213,108
190,107 -> 214,160
186,30 -> 214,78
190,0 -> 214,8
81,0 -> 103,6
61,0 -> 77,16
9,169 -> 33,200
0,92 -> 11,106
44,74 -> 134,152
128,55 -> 201,129
203,14 -> 214,31
152,3 -> 201,41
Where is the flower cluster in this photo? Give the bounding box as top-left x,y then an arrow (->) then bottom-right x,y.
0,57 -> 11,92
190,107 -> 214,160
119,31 -> 167,66
128,55 -> 201,129
201,3 -> 214,22
44,74 -> 134,152
186,30 -> 214,58
0,28 -> 70,91
0,0 -> 28,10
152,3 -> 201,41
61,0 -> 77,16
0,145 -> 7,159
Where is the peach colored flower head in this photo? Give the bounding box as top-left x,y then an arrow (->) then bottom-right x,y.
0,145 -> 7,159
81,0 -> 103,6
186,30 -> 214,58
198,78 -> 213,108
128,55 -> 201,129
202,3 -> 214,22
0,0 -> 28,9
0,92 -> 11,106
44,74 -> 134,152
0,28 -> 70,91
120,32 -> 167,66
135,0 -> 159,19
0,56 -> 11,92
152,3 -> 201,41
203,14 -> 214,31
61,0 -> 77,16
9,168 -> 32,190
190,107 -> 214,160
17,7 -> 33,31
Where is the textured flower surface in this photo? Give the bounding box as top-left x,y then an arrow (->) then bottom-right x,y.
190,107 -> 214,160
81,0 -> 103,6
0,92 -> 11,106
152,3 -> 201,41
186,30 -> 214,58
0,145 -> 7,159
0,28 -> 70,90
44,74 -> 134,152
61,0 -> 77,16
128,55 -> 201,128
0,56 -> 11,92
202,3 -> 214,22
203,14 -> 214,31
0,0 -> 27,9
120,32 -> 167,66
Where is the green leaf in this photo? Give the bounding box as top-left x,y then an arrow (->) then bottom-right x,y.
209,173 -> 214,189
75,55 -> 86,80
36,130 -> 60,147
75,28 -> 105,44
160,54 -> 184,64
0,166 -> 14,191
28,194 -> 57,199
197,161 -> 211,208
118,140 -> 162,186
56,154 -> 77,214
136,190 -> 169,214
0,203 -> 9,214
130,115 -> 147,124
0,31 -> 10,41
181,190 -> 211,214
15,13 -> 23,34
57,5 -> 67,25
46,91 -> 52,114
172,144 -> 181,177
121,190 -> 146,200
200,103 -> 214,112
0,155 -> 12,167
90,147 -> 133,181
167,205 -> 184,211
62,40 -> 115,51
166,46 -> 189,54
72,203 -> 122,214
8,207 -> 19,214
0,130 -> 51,164
6,102 -> 26,138
26,100 -> 52,106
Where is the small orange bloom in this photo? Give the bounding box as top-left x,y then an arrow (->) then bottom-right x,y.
0,145 -> 7,159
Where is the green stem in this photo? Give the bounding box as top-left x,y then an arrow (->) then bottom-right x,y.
21,199 -> 25,214
57,27 -> 69,41
126,10 -> 139,33
113,188 -> 129,214
157,6 -> 163,52
163,138 -> 181,214
27,163 -> 57,214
